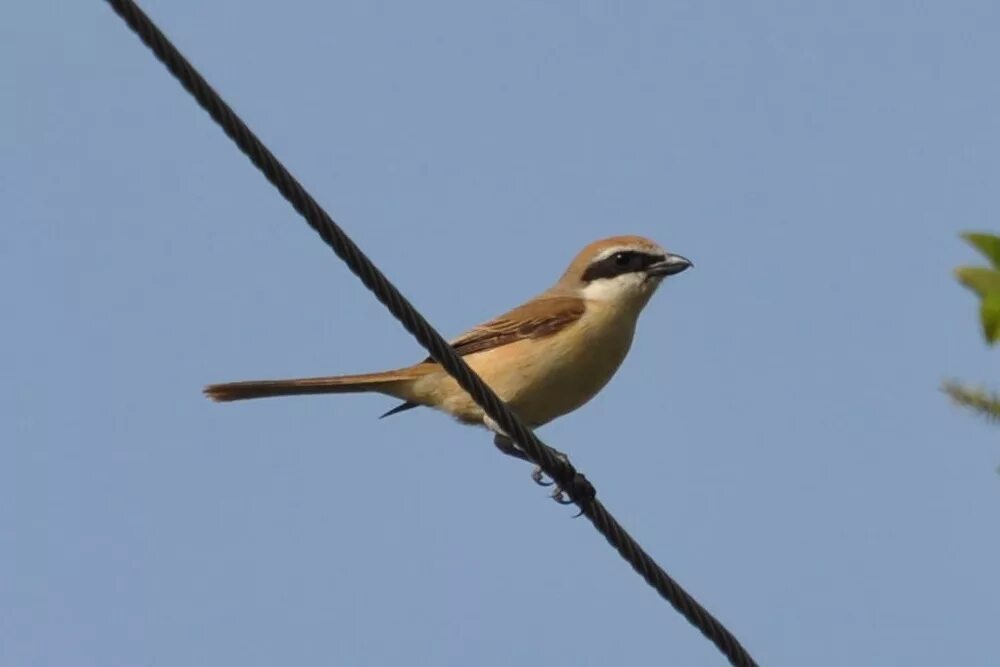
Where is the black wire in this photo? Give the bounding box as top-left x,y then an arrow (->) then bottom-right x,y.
101,2 -> 760,665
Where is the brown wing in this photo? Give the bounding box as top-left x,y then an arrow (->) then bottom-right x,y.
421,295 -> 586,361
381,296 -> 585,418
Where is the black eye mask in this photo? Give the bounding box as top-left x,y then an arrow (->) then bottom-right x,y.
581,251 -> 666,282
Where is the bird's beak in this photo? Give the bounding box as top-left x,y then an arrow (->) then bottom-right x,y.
647,253 -> 693,277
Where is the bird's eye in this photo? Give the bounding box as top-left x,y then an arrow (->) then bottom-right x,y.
613,252 -> 632,266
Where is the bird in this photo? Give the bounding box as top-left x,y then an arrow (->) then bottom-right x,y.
204,235 -> 691,493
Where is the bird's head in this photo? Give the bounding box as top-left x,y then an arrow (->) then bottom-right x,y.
556,235 -> 692,310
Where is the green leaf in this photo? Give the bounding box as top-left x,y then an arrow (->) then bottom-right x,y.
955,266 -> 1000,298
962,232 -> 1000,269
982,294 -> 1000,345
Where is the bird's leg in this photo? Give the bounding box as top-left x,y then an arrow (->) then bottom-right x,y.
538,449 -> 576,505
492,433 -> 531,462
492,435 -> 574,496
488,423 -> 575,505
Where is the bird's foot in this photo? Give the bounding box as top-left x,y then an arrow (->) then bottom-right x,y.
493,433 -> 530,462
530,465 -> 553,486
550,486 -> 575,505
530,447 -> 569,486
536,449 -> 585,509
494,435 -> 579,507
532,448 -> 578,509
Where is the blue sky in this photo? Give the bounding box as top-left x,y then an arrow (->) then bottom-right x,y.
4,2 -> 1000,665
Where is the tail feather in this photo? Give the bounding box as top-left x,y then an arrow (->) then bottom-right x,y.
203,370 -> 417,403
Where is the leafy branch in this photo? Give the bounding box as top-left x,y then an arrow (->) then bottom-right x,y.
947,232 -> 1000,422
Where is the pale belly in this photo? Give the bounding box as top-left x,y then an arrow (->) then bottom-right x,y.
412,305 -> 637,428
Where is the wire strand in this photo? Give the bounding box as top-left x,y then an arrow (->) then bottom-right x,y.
101,2 -> 759,665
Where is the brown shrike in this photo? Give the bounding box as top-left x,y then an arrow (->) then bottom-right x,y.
204,235 -> 691,487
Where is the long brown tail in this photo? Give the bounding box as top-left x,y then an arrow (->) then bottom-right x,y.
203,369 -> 420,403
